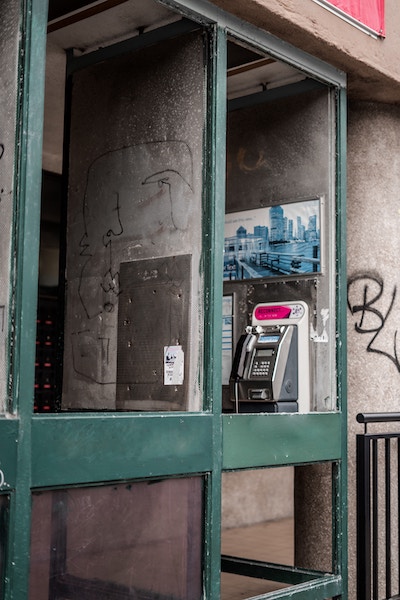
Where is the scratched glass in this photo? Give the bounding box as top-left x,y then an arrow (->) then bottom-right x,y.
0,0 -> 20,413
29,477 -> 203,600
40,27 -> 206,412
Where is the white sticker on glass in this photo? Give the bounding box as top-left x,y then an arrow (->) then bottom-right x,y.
164,346 -> 184,385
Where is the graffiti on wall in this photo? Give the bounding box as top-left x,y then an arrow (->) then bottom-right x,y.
0,143 -> 4,198
67,140 -> 195,386
347,272 -> 400,371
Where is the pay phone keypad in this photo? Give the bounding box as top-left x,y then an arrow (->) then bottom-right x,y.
251,359 -> 271,377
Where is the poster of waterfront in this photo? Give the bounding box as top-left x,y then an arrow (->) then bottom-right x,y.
224,197 -> 322,281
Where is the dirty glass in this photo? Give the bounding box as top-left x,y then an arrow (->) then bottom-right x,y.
29,477 -> 203,599
220,465 -> 333,599
61,30 -> 205,412
221,467 -> 294,598
0,0 -> 20,412
223,41 -> 337,413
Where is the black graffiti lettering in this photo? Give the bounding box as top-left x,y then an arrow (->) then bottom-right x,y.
0,144 -> 4,199
348,273 -> 400,371
0,306 -> 4,333
347,274 -> 386,333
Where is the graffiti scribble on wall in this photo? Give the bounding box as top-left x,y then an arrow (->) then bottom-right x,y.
68,140 -> 194,385
347,272 -> 400,371
0,143 -> 4,198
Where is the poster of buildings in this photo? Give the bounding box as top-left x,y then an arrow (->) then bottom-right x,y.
224,197 -> 322,281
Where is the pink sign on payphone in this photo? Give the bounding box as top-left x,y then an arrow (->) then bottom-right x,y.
254,305 -> 292,320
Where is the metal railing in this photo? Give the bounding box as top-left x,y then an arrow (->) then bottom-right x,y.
357,412 -> 400,600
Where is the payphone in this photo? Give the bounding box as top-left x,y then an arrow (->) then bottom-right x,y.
229,301 -> 310,413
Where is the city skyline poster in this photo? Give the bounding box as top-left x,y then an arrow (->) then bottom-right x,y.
224,197 -> 322,281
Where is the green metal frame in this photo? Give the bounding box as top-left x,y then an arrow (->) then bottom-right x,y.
0,0 -> 347,598
4,0 -> 48,597
202,23 -> 226,599
335,84 -> 348,600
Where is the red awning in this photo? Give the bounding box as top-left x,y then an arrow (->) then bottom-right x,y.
325,0 -> 385,35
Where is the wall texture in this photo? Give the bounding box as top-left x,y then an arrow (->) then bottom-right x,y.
347,101 -> 400,599
222,468 -> 294,529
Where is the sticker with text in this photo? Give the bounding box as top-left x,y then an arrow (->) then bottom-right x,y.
164,345 -> 184,385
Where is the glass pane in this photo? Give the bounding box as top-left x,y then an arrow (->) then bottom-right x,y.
221,468 -> 294,599
29,477 -> 203,599
223,40 -> 337,414
221,465 -> 333,599
0,0 -> 20,412
41,1 -> 206,412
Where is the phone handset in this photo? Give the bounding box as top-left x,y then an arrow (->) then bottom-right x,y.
231,327 -> 257,413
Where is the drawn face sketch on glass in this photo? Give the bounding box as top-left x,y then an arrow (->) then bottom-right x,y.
66,141 -> 194,396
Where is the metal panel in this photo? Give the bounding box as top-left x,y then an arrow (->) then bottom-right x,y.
221,555 -> 336,586
116,255 -> 191,410
222,413 -> 342,469
31,414 -> 213,487
230,575 -> 342,599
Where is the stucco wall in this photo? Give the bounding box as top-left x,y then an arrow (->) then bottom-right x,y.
347,101 -> 400,599
222,468 -> 294,529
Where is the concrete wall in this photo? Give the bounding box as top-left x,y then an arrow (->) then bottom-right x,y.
347,101 -> 400,599
222,468 -> 294,529
294,463 -> 332,573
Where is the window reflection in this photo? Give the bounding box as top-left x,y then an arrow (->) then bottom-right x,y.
29,477 -> 203,600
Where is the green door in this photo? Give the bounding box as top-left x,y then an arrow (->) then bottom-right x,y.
0,0 -> 347,598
